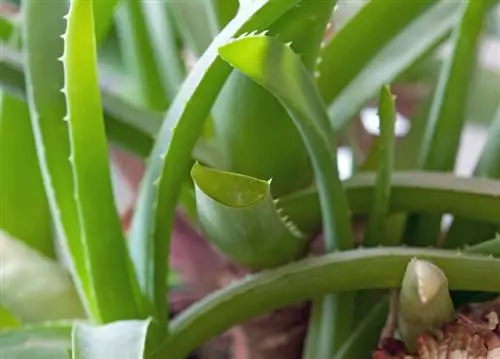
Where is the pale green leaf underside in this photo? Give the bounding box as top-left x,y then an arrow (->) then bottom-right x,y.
191,162 -> 306,268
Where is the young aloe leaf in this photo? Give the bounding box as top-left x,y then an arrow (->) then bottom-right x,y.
0,322 -> 72,359
278,171 -> 500,233
93,0 -> 120,44
406,0 -> 486,247
128,0 -> 305,327
153,248 -> 500,359
363,86 -> 396,247
0,231 -> 85,323
0,91 -> 53,258
319,1 -> 461,129
142,1 -> 186,101
397,258 -> 455,352
446,106 -> 500,248
191,162 -> 307,268
218,33 -> 355,357
212,0 -> 335,198
62,0 -> 145,322
115,0 -> 168,111
21,0 -> 96,320
71,319 -> 153,359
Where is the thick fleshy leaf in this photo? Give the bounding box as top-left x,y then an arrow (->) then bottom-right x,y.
191,162 -> 307,268
0,323 -> 72,359
0,91 -> 53,257
61,0 -> 145,321
71,319 -> 152,359
397,259 -> 455,352
21,0 -> 94,319
465,233 -> 500,257
128,0 -> 306,327
406,0 -> 486,246
154,248 -> 500,359
218,34 -> 354,357
0,231 -> 85,323
212,0 -> 335,198
279,172 -> 500,232
0,15 -> 14,41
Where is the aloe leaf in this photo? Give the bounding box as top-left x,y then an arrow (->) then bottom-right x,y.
446,106 -> 500,248
115,0 -> 168,111
363,86 -> 396,247
93,0 -> 121,44
129,0 -> 305,329
335,296 -> 389,359
397,259 -> 455,352
153,248 -> 500,359
0,322 -> 72,359
142,1 -> 186,101
212,0 -> 335,198
278,172 -> 500,233
319,1 -> 462,130
166,0 -> 219,55
212,0 -> 239,28
191,162 -> 307,268
406,0 -> 486,247
465,233 -> 500,257
21,0 -> 96,320
61,0 -> 145,322
218,33 -> 354,357
0,91 -> 53,258
0,231 -> 85,323
71,319 -> 153,359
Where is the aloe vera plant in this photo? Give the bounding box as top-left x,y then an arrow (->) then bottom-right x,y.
1,0 -> 500,358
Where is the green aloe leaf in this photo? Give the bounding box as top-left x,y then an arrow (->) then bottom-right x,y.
212,0 -> 335,198
318,1 -> 462,129
61,0 -> 145,321
363,86 -> 396,247
21,0 -> 94,320
154,248 -> 500,359
142,1 -> 186,101
0,231 -> 84,323
115,0 -> 168,111
212,0 -> 239,28
129,0 -> 305,328
279,172 -> 500,232
465,233 -> 500,257
397,259 -> 455,352
446,106 -> 500,248
71,319 -> 153,359
218,33 -> 354,358
93,0 -> 121,44
191,162 -> 307,268
0,323 -> 73,359
0,91 -> 53,258
406,0 -> 486,247
166,0 -> 219,56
